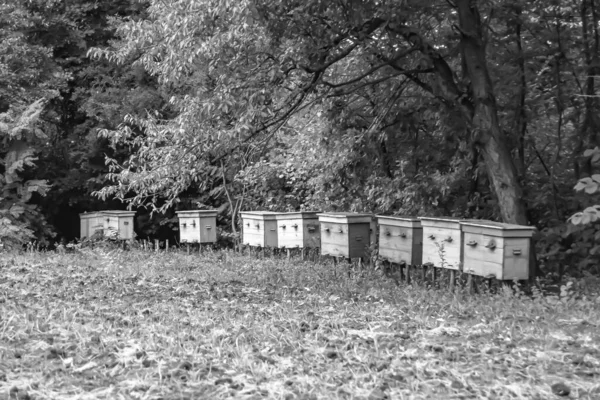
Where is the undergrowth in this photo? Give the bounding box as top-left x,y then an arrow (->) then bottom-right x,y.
1,247 -> 599,399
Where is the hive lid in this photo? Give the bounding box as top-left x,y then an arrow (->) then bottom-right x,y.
377,215 -> 422,227
460,220 -> 536,237
377,214 -> 420,220
240,211 -> 279,220
175,210 -> 218,216
103,210 -> 136,216
317,212 -> 373,223
79,211 -> 105,217
274,211 -> 320,220
419,216 -> 463,223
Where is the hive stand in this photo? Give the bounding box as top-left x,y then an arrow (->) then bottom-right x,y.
176,210 -> 218,253
459,220 -> 535,288
419,217 -> 464,288
377,216 -> 422,283
275,211 -> 321,260
240,211 -> 279,257
318,212 -> 372,274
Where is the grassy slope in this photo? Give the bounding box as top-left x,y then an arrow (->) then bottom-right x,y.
1,248 -> 600,400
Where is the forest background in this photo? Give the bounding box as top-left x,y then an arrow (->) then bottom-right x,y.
2,0 -> 600,279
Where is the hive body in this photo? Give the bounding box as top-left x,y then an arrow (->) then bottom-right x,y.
240,211 -> 279,247
176,210 -> 218,243
460,221 -> 535,280
318,213 -> 372,258
275,212 -> 321,248
419,217 -> 463,269
377,216 -> 423,265
79,212 -> 106,239
79,211 -> 136,240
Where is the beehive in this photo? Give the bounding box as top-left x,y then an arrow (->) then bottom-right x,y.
377,216 -> 422,265
240,211 -> 279,247
318,213 -> 372,259
275,212 -> 320,248
419,217 -> 463,269
102,211 -> 136,240
176,210 -> 218,243
459,220 -> 535,280
79,212 -> 106,239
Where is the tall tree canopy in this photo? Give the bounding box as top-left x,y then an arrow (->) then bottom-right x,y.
92,0 -> 530,221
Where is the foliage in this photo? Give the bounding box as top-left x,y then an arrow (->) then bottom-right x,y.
0,99 -> 53,247
0,1 -> 66,247
570,147 -> 600,225
0,0 -> 166,244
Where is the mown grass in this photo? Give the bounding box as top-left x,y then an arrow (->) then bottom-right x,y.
1,246 -> 600,399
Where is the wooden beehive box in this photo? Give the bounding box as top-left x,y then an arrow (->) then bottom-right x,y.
377,216 -> 422,265
176,210 -> 218,243
103,211 -> 136,240
419,217 -> 463,269
459,220 -> 535,280
240,211 -> 279,247
318,213 -> 372,258
275,212 -> 321,248
79,212 -> 106,239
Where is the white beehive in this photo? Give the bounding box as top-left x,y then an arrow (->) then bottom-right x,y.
79,212 -> 106,239
79,211 -> 136,240
275,212 -> 320,248
419,217 -> 463,269
240,211 -> 279,247
377,216 -> 422,265
176,210 -> 218,243
102,211 -> 136,240
318,212 -> 372,259
460,220 -> 535,280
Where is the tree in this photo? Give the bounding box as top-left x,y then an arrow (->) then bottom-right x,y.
91,1 -> 525,218
0,1 -> 65,247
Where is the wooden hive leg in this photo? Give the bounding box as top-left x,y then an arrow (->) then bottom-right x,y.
406,264 -> 411,284
332,255 -> 338,276
431,267 -> 437,287
449,270 -> 456,291
467,273 -> 474,295
398,262 -> 405,282
422,263 -> 429,284
384,260 -> 392,277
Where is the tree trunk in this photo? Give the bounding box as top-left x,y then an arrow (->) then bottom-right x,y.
456,0 -> 528,226
578,0 -> 600,177
510,3 -> 527,179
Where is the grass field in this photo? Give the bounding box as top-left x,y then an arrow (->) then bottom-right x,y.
1,246 -> 600,399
